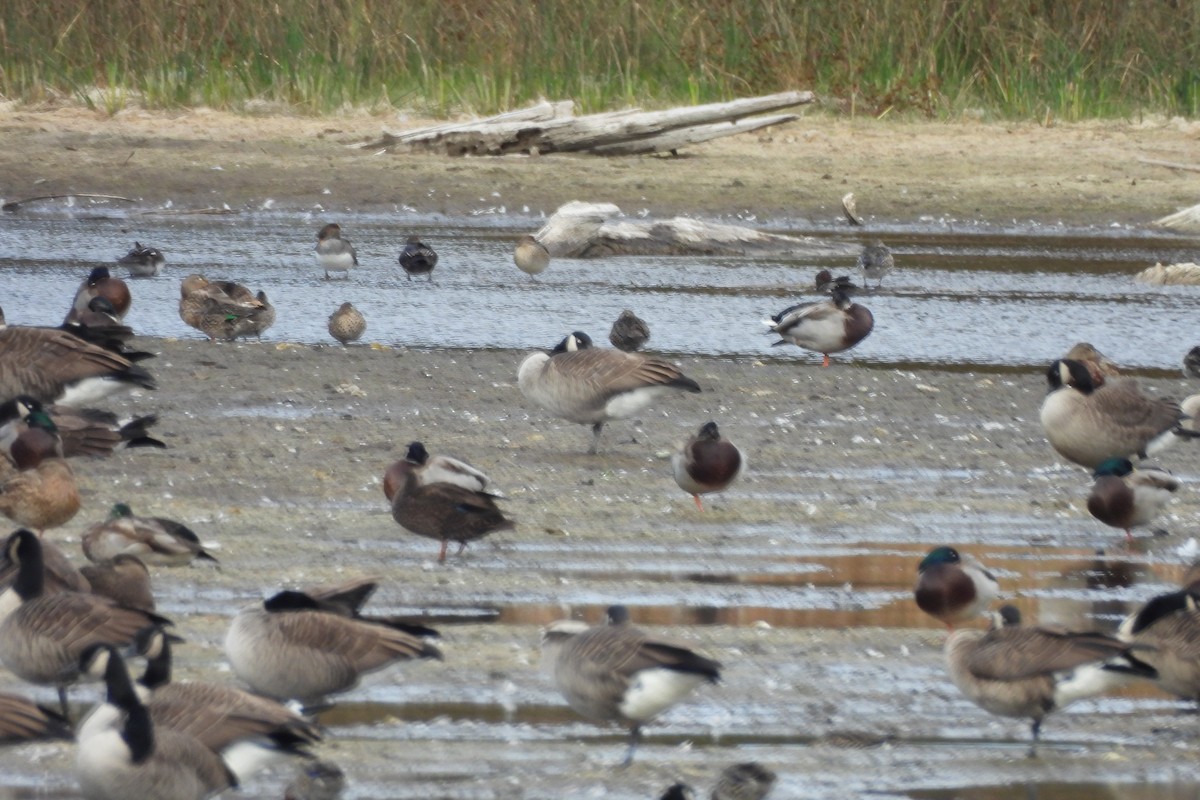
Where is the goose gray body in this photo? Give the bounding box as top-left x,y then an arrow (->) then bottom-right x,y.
549,605 -> 720,764
224,587 -> 441,704
518,332 -> 701,453
1040,359 -> 1199,468
0,691 -> 71,743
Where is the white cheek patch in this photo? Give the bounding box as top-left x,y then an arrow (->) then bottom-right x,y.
617,668 -> 707,722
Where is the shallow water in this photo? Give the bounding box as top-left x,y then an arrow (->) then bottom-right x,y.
1,205 -> 1198,368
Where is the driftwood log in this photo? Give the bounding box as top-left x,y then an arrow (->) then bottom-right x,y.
1135,261 -> 1200,286
359,92 -> 813,157
533,201 -> 858,258
1155,202 -> 1200,234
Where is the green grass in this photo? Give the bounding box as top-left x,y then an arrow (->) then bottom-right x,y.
1,0 -> 1196,119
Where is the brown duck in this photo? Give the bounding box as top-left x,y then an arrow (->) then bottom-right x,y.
391,468 -> 513,562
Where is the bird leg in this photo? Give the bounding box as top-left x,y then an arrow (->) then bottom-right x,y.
821,353 -> 831,368
621,725 -> 642,767
692,494 -> 705,512
1026,718 -> 1041,759
437,539 -> 448,564
587,422 -> 605,455
456,541 -> 467,556
57,685 -> 69,720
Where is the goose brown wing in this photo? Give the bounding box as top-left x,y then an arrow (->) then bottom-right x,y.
1092,380 -> 1185,434
967,627 -> 1127,680
550,350 -> 699,401
13,592 -> 168,653
277,612 -> 441,676
0,327 -> 145,402
0,692 -> 70,741
150,683 -> 321,750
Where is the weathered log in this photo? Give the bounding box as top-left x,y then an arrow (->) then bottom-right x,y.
534,201 -> 858,259
2,193 -> 135,212
359,91 -> 813,157
1154,202 -> 1200,233
1135,262 -> 1200,286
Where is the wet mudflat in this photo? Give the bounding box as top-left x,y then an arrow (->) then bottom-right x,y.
1,332 -> 1199,798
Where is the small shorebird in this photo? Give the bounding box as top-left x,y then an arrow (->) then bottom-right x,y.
327,302 -> 366,346
315,223 -> 357,280
117,242 -> 166,278
766,287 -> 874,367
399,235 -> 437,281
514,234 -> 550,279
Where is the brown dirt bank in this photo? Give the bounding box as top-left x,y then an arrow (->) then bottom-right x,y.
1,335 -> 1198,797
1,107 -> 1199,226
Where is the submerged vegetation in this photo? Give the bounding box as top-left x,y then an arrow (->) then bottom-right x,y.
0,0 -> 1196,119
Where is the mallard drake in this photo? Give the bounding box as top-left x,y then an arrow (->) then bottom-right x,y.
1116,589 -> 1200,701
945,605 -> 1154,755
79,555 -> 155,613
1185,346 -> 1200,380
671,421 -> 745,511
178,274 -> 271,342
64,267 -> 132,323
327,302 -> 366,346
0,411 -> 80,535
1040,359 -> 1200,469
0,306 -> 155,405
0,395 -> 164,458
546,605 -> 721,765
223,585 -> 441,704
856,240 -> 893,289
117,242 -> 165,278
914,546 -> 1000,629
514,234 -> 550,279
390,467 -> 512,562
766,287 -> 874,367
518,331 -> 702,454
1087,458 -> 1178,542
381,441 -> 493,504
0,530 -> 170,715
399,235 -> 437,281
82,503 -> 217,566
315,223 -> 357,280
75,645 -> 236,800
609,310 -> 651,352
0,691 -> 72,743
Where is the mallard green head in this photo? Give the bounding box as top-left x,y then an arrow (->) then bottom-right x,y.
110,502 -> 134,519
918,546 -> 961,573
1093,457 -> 1134,479
24,409 -> 58,434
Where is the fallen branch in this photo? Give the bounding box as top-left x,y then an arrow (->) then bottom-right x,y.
1138,157 -> 1200,174
2,193 -> 136,212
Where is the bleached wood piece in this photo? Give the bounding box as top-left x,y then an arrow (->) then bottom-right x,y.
1134,262 -> 1200,285
1138,157 -> 1200,174
586,113 -> 799,155
1154,202 -> 1200,233
533,201 -> 858,259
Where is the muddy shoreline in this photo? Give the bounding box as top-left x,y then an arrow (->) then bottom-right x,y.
0,335 -> 1198,797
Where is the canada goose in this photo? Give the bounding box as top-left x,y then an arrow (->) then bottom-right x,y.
1184,346 -> 1200,380
0,691 -> 72,743
398,235 -> 437,281
914,546 -> 1000,629
80,555 -> 155,613
284,759 -> 346,800
64,267 -> 132,323
0,395 -> 164,458
945,604 -> 1154,755
327,302 -> 366,346
518,331 -> 702,454
0,529 -> 170,715
382,440 -> 493,503
390,467 -> 513,562
0,533 -> 91,605
75,644 -> 236,800
82,502 -> 217,566
1064,342 -> 1120,384
1116,589 -> 1200,701
315,223 -> 357,280
1087,458 -> 1178,542
765,287 -> 874,367
609,310 -> 651,352
178,274 -> 270,342
1040,359 -> 1200,469
117,242 -> 166,278
671,421 -> 745,511
514,234 -> 550,279
548,605 -> 721,765
0,306 -> 156,405
59,297 -> 146,359
712,762 -> 778,800
224,586 -> 442,704
0,412 -> 80,535
856,240 -> 893,289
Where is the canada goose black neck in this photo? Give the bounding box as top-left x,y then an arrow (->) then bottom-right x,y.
1129,590 -> 1198,635
134,627 -> 173,689
264,590 -> 322,613
606,605 -> 631,625
1048,358 -> 1096,394
9,529 -> 44,600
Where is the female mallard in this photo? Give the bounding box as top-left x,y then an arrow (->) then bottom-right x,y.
178,274 -> 270,342
546,605 -> 721,765
671,421 -> 744,511
327,302 -> 366,346
914,546 -> 999,629
514,234 -> 549,279
1087,458 -> 1178,542
945,605 -> 1154,755
1040,359 -> 1200,469
117,242 -> 166,278
315,223 -> 357,280
766,287 -> 874,367
398,235 -> 437,281
518,331 -> 702,454
608,310 -> 651,352
81,502 -> 217,567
